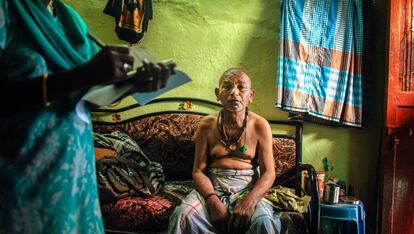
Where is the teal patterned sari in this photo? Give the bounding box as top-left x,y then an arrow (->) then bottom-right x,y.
0,0 -> 104,233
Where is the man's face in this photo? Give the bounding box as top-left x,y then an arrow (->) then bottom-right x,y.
216,71 -> 254,113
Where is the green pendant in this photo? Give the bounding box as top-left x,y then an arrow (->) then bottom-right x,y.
239,145 -> 247,152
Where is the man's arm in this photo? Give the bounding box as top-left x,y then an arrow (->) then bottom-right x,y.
240,117 -> 275,204
192,116 -> 229,232
192,117 -> 216,197
228,117 -> 275,233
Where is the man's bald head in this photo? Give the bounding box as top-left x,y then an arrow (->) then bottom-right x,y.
218,68 -> 252,88
215,68 -> 255,112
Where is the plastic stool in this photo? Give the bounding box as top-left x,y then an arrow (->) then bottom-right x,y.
320,202 -> 365,234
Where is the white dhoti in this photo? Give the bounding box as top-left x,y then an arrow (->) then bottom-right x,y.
168,168 -> 281,234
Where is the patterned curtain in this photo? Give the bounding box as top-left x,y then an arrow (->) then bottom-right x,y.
276,0 -> 365,127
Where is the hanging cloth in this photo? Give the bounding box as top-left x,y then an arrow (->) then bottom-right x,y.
276,0 -> 366,127
104,0 -> 153,44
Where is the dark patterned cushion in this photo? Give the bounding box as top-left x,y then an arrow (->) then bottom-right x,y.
94,114 -> 201,180
101,192 -> 180,232
101,181 -> 195,232
273,138 -> 296,176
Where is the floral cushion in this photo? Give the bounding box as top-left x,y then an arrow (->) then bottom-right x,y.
273,138 -> 296,176
101,181 -> 194,232
101,193 -> 179,232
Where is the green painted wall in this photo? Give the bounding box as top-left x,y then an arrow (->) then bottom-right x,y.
66,0 -> 387,231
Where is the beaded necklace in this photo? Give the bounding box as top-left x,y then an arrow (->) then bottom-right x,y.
217,108 -> 248,152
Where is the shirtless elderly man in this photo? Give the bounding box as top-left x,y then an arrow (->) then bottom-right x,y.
168,68 -> 281,234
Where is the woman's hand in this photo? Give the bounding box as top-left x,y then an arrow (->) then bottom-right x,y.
206,195 -> 230,233
80,45 -> 175,93
82,45 -> 134,86
133,59 -> 175,93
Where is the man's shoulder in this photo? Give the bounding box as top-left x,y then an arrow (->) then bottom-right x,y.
248,111 -> 271,136
248,111 -> 269,125
197,113 -> 219,131
201,113 -> 218,123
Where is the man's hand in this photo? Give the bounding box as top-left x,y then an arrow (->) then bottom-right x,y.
228,197 -> 257,233
206,195 -> 229,233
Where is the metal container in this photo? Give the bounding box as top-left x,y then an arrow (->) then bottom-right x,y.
323,183 -> 340,204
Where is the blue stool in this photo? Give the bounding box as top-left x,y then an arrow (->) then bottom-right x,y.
320,202 -> 366,234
